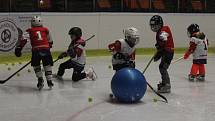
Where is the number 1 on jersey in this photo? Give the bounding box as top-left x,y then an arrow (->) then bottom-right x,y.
36,31 -> 42,40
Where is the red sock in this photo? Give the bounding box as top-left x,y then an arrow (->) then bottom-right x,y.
199,64 -> 205,76
190,64 -> 199,76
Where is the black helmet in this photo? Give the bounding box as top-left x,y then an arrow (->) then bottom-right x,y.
187,24 -> 200,37
149,15 -> 163,32
68,27 -> 82,38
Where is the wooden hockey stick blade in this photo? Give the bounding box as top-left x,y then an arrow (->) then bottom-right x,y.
0,61 -> 31,84
146,82 -> 168,103
142,53 -> 168,103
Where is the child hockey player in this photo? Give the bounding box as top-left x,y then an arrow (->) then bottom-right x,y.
184,24 -> 208,81
15,16 -> 54,90
108,27 -> 140,71
54,27 -> 96,81
149,15 -> 174,93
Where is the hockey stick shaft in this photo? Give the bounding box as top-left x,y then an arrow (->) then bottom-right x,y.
85,35 -> 95,41
171,56 -> 183,64
0,61 -> 31,84
142,54 -> 155,74
143,52 -> 168,103
0,35 -> 96,84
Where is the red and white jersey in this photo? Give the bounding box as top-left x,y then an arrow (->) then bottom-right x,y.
19,27 -> 52,50
69,38 -> 86,65
190,36 -> 208,60
156,26 -> 174,52
108,39 -> 135,65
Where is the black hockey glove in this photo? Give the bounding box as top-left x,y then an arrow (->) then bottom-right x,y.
155,43 -> 160,50
49,42 -> 53,48
153,51 -> 163,62
113,52 -> 129,60
129,61 -> 135,68
58,52 -> 67,59
15,47 -> 22,57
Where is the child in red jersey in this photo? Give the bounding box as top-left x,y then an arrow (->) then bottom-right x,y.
149,15 -> 175,93
15,16 -> 54,90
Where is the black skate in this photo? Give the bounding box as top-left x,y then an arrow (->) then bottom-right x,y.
37,78 -> 44,90
188,74 -> 195,82
47,80 -> 54,89
157,83 -> 171,93
196,75 -> 205,82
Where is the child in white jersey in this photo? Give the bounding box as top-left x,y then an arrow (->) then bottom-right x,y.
184,24 -> 208,81
54,27 -> 96,81
108,27 -> 140,71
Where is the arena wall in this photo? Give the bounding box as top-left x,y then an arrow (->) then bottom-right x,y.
0,13 -> 214,52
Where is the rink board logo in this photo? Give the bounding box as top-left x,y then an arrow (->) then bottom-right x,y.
0,20 -> 19,52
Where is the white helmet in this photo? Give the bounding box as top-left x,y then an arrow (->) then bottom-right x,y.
31,16 -> 42,27
123,27 -> 140,46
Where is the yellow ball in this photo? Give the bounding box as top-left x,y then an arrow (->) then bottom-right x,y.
27,69 -> 31,73
108,65 -> 111,69
17,73 -> 20,77
88,97 -> 93,102
153,97 -> 158,102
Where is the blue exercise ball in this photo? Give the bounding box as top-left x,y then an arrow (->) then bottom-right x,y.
111,68 -> 147,103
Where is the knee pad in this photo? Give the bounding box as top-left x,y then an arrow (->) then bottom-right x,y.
44,65 -> 52,81
33,66 -> 43,78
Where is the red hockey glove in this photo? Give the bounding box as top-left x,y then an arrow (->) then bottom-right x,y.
183,52 -> 190,59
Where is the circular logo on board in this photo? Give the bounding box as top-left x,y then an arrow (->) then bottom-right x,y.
0,20 -> 21,52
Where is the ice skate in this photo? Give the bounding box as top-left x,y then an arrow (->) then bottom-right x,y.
157,83 -> 171,93
37,78 -> 44,90
87,66 -> 97,81
188,74 -> 195,82
196,75 -> 205,81
47,80 -> 54,89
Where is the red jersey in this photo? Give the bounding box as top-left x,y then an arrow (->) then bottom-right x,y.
156,26 -> 174,52
19,27 -> 52,50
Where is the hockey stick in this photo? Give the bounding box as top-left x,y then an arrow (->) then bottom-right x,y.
143,53 -> 168,103
85,34 -> 95,42
171,56 -> 183,64
0,61 -> 31,84
0,35 -> 96,84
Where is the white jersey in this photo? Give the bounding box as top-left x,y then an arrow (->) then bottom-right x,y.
190,36 -> 208,60
68,43 -> 86,65
112,39 -> 135,65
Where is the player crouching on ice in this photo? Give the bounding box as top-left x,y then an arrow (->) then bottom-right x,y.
108,27 -> 140,71
53,27 -> 97,81
184,24 -> 208,81
15,16 -> 54,90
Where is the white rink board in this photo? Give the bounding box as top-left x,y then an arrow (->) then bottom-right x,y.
0,13 -> 215,53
